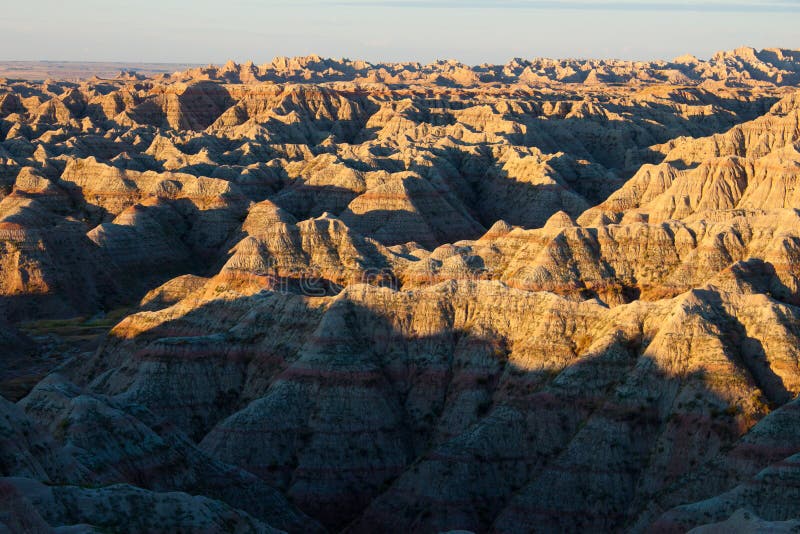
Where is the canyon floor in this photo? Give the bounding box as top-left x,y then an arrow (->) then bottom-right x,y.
2,47 -> 800,532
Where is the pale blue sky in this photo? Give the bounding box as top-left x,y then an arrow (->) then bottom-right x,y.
1,1 -> 798,64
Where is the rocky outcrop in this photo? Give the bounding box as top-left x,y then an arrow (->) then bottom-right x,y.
218,206 -> 398,294
0,478 -> 280,533
16,374 -> 322,532
340,172 -> 484,248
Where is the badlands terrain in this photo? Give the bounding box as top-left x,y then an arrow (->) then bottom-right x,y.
2,47 -> 800,532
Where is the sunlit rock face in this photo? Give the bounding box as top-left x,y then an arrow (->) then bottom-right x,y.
3,48 -> 800,532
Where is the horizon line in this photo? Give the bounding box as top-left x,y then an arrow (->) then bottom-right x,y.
1,45 -> 798,69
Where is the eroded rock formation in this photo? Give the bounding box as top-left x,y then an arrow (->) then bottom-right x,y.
2,48 -> 800,532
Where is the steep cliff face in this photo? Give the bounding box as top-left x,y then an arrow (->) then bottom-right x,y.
2,49 -> 800,533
